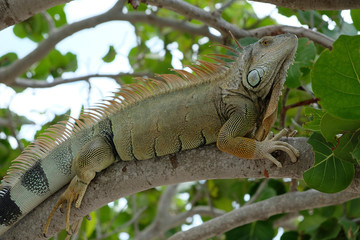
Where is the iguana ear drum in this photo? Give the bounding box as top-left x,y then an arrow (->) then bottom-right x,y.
247,69 -> 262,88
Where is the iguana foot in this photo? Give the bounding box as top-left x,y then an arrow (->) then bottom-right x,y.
43,176 -> 89,236
43,136 -> 116,236
255,128 -> 300,167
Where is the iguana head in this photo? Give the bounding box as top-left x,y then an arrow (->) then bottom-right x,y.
241,33 -> 298,100
241,33 -> 298,140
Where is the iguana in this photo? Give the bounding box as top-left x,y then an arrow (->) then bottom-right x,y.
0,33 -> 299,238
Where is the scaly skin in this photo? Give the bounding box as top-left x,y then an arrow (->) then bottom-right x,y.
0,34 -> 299,237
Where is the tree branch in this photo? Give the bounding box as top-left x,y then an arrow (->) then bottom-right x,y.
142,0 -> 334,48
169,190 -> 360,240
251,0 -> 360,10
0,0 -> 70,31
135,185 -> 226,240
1,0 -> 359,31
12,72 -> 152,88
3,137 -> 359,239
248,25 -> 334,49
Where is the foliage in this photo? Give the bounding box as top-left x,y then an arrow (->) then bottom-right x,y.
0,1 -> 360,240
304,35 -> 360,193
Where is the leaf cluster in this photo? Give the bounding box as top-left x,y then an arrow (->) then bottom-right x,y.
303,35 -> 360,193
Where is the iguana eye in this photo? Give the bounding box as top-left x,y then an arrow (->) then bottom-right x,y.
261,39 -> 272,46
247,69 -> 261,88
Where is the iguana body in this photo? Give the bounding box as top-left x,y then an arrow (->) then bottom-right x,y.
0,34 -> 299,237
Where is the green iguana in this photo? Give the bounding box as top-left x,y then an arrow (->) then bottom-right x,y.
0,33 -> 299,238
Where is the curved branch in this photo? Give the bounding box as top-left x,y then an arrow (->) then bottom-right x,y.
142,0 -> 334,48
12,72 -> 152,88
248,25 -> 334,49
252,0 -> 360,10
141,0 -> 250,38
169,190 -> 360,240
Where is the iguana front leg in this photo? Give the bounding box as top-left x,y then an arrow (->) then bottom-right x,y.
43,136 -> 116,236
216,112 -> 299,167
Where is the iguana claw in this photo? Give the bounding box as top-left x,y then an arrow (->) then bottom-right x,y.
43,176 -> 88,236
255,128 -> 300,167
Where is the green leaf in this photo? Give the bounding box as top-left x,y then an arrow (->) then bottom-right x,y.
225,221 -> 274,240
311,218 -> 341,240
208,179 -> 243,211
32,49 -> 77,79
85,211 -> 97,237
286,38 -> 316,88
312,35 -> 360,120
303,107 -> 325,132
314,205 -> 339,219
345,198 -> 360,218
339,217 -> 359,240
102,45 -> 117,63
285,65 -> 301,88
303,133 -> 354,193
351,9 -> 360,31
13,24 -> 27,38
320,113 -> 360,142
0,52 -> 18,67
254,186 -> 276,202
47,4 -> 67,28
281,231 -> 311,240
333,132 -> 360,164
239,37 -> 258,46
298,213 -> 326,233
13,14 -> 49,42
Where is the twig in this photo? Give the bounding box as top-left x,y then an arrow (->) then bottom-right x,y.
280,98 -> 320,128
12,72 -> 152,88
40,11 -> 56,33
132,195 -> 140,236
99,207 -> 147,240
216,0 -> 236,13
245,179 -> 269,205
7,109 -> 24,152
